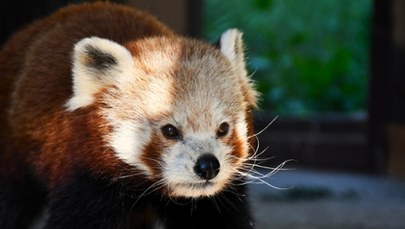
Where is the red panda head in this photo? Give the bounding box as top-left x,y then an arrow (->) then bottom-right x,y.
66,29 -> 258,198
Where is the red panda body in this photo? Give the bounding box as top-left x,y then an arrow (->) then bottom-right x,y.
0,2 -> 257,229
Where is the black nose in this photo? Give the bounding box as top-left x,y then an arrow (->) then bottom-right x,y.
194,154 -> 220,181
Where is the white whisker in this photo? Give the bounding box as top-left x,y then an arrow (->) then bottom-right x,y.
242,160 -> 296,172
236,171 -> 291,190
232,114 -> 297,191
116,172 -> 142,179
249,115 -> 278,139
131,179 -> 166,204
249,146 -> 270,161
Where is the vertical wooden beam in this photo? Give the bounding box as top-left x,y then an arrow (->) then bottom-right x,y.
370,0 -> 405,177
126,0 -> 202,37
369,0 -> 393,173
387,124 -> 405,178
387,0 -> 405,178
186,0 -> 202,37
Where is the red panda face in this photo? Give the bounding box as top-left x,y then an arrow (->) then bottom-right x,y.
66,30 -> 258,198
156,106 -> 250,197
145,73 -> 251,197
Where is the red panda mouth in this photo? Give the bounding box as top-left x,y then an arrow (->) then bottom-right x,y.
167,179 -> 229,197
176,181 -> 215,189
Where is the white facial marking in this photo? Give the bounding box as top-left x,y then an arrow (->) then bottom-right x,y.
235,114 -> 249,162
109,120 -> 152,175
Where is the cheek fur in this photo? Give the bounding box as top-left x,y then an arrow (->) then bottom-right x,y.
227,130 -> 246,164
140,133 -> 166,178
245,107 -> 256,156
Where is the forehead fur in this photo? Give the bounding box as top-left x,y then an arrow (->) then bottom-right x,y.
97,36 -> 247,130
119,37 -> 247,124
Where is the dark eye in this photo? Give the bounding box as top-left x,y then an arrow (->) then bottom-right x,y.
161,124 -> 180,140
217,122 -> 229,138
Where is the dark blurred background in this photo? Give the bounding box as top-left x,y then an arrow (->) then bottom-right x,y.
1,0 -> 404,228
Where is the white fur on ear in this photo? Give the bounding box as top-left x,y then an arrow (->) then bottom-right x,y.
219,29 -> 242,64
219,29 -> 259,107
65,37 -> 134,111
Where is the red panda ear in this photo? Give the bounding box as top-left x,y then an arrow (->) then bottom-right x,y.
65,37 -> 134,111
219,29 -> 259,108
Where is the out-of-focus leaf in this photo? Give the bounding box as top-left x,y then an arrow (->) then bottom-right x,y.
203,0 -> 372,116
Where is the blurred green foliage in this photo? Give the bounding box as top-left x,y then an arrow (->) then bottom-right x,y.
203,0 -> 372,116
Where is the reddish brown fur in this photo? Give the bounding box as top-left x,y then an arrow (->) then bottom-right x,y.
228,107 -> 256,164
245,107 -> 256,156
140,133 -> 165,178
0,2 -> 174,189
228,130 -> 245,162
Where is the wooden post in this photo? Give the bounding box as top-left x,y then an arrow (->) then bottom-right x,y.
125,0 -> 202,37
387,0 -> 405,178
369,0 -> 393,174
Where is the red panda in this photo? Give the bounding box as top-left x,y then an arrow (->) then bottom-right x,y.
0,2 -> 258,228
